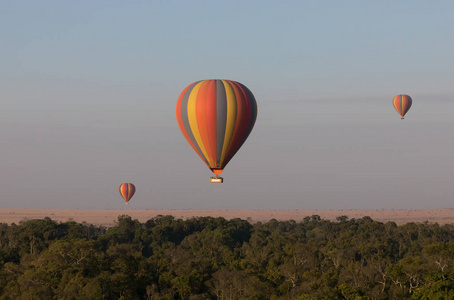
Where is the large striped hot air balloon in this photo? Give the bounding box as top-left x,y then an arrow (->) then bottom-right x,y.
118,183 -> 135,205
393,94 -> 412,119
176,80 -> 258,183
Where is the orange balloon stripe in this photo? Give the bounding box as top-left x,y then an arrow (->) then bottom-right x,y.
196,81 -> 215,165
401,95 -> 406,115
176,82 -> 210,168
205,80 -> 218,166
393,96 -> 402,116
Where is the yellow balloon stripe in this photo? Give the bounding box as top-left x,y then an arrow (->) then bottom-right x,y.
219,80 -> 237,166
187,81 -> 211,165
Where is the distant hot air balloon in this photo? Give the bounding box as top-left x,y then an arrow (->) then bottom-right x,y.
176,80 -> 258,183
118,183 -> 135,205
393,94 -> 412,119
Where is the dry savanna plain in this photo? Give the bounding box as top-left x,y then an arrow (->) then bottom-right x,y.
1,208 -> 454,227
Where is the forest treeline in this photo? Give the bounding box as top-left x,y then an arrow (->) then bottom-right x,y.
1,215 -> 454,299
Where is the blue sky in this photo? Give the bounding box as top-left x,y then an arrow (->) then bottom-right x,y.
1,1 -> 453,210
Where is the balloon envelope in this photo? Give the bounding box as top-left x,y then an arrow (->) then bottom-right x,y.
118,183 -> 135,204
393,94 -> 412,119
176,80 -> 257,175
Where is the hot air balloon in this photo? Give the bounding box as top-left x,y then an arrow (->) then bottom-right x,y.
119,183 -> 135,205
393,94 -> 412,119
176,80 -> 257,183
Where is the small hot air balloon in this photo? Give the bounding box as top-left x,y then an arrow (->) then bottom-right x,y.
393,94 -> 412,119
118,183 -> 135,205
176,80 -> 258,183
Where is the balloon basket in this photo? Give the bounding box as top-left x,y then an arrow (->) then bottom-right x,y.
210,177 -> 223,183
